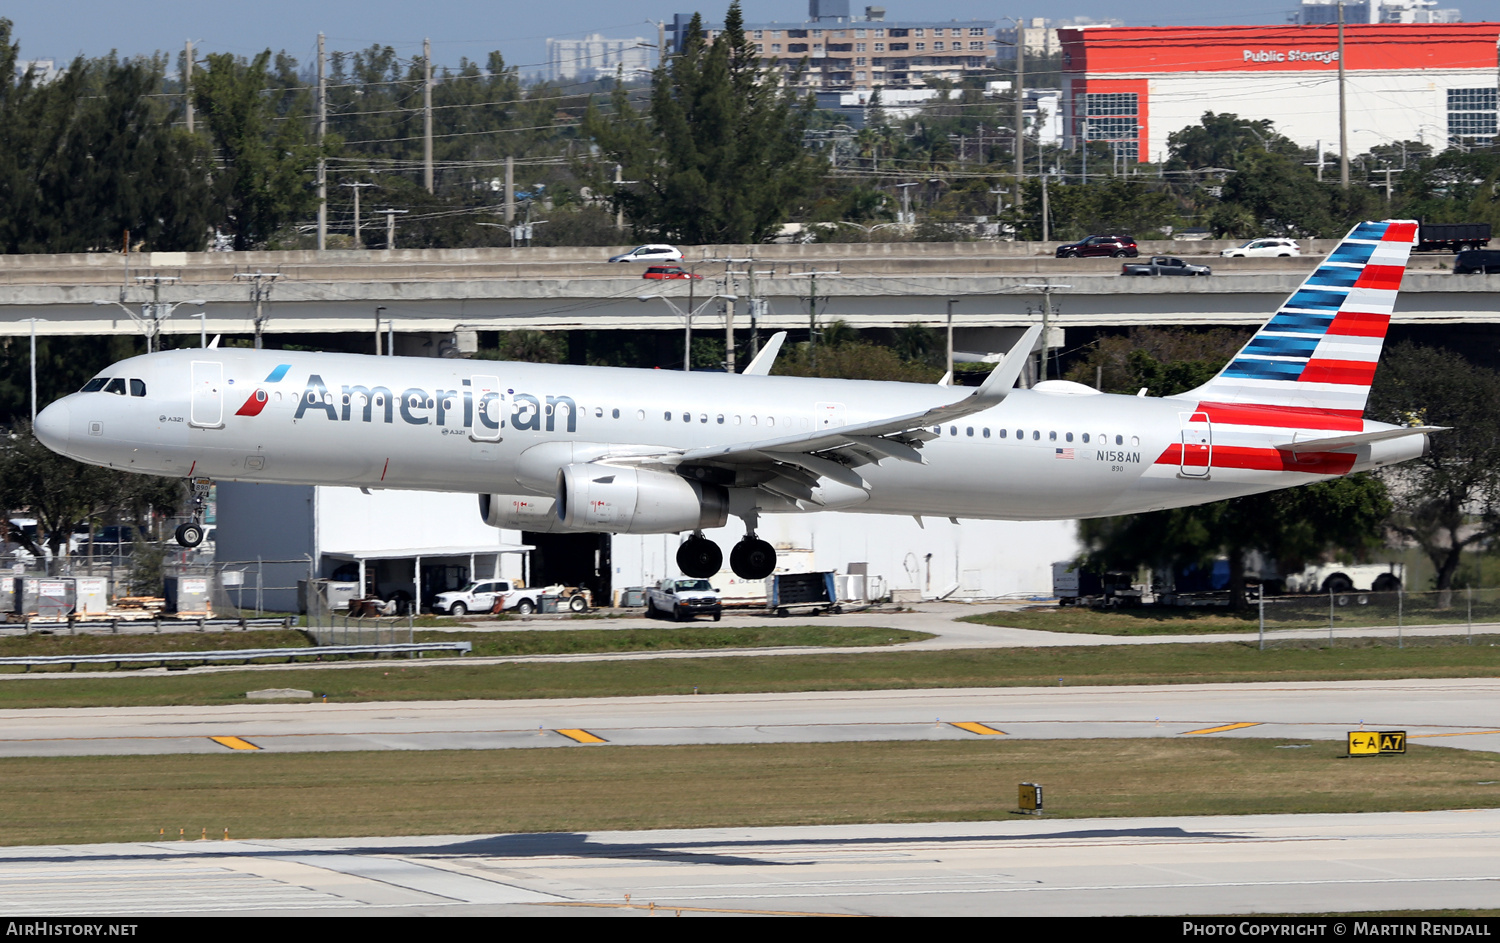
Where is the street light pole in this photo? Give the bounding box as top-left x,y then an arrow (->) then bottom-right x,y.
22,318 -> 45,424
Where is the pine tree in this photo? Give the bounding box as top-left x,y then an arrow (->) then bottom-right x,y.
585,2 -> 818,244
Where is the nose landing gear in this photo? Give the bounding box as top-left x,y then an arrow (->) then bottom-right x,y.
175,477 -> 214,548
676,533 -> 723,579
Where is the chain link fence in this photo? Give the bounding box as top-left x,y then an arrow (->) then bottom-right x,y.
1254,587 -> 1500,649
304,586 -> 414,647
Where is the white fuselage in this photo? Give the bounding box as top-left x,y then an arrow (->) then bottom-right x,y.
35,347 -> 1422,526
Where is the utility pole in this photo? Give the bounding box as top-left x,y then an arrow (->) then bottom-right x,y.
423,38 -> 434,194
184,40 -> 194,134
316,33 -> 327,251
381,208 -> 410,249
946,298 -> 958,380
801,269 -> 839,371
234,272 -> 281,350
1338,1 -> 1349,189
1014,17 -> 1025,212
504,155 -> 515,224
342,182 -> 373,248
1040,173 -> 1050,243
727,259 -> 775,364
1022,282 -> 1070,385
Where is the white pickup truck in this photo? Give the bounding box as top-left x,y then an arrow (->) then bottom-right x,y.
645,578 -> 722,621
432,580 -> 590,616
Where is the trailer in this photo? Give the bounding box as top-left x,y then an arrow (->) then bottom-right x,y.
1416,223 -> 1491,252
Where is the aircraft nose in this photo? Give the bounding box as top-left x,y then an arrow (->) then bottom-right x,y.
33,399 -> 71,453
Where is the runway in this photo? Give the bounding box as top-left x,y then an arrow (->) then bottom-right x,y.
2,810 -> 1498,916
1,678 -> 1497,757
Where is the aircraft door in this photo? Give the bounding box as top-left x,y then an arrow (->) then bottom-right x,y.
470,375 -> 503,442
190,361 -> 225,429
1179,411 -> 1212,478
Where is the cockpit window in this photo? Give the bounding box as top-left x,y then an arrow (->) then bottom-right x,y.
81,378 -> 108,393
129,379 -> 146,397
104,378 -> 127,395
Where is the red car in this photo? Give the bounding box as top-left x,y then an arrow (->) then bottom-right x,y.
1055,234 -> 1139,258
642,266 -> 701,280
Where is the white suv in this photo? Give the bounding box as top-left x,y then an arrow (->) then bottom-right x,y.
1221,238 -> 1301,258
608,244 -> 683,263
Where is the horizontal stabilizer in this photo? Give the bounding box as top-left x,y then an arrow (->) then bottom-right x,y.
1277,426 -> 1445,453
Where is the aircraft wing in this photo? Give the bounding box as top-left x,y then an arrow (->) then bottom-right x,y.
631,326 -> 1040,504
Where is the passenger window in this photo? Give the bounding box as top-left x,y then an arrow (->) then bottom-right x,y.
966,427 -> 973,437
1116,435 -> 1124,446
983,428 -> 990,438
999,429 -> 1007,439
682,412 -> 690,422
768,417 -> 776,427
663,411 -> 671,421
1049,431 -> 1057,441
717,414 -> 725,424
1065,432 -> 1073,442
595,407 -> 603,418
1032,430 -> 1040,440
1082,433 -> 1090,443
129,379 -> 146,397
700,413 -> 708,423
950,426 -> 957,436
613,408 -> 620,419
1132,436 -> 1140,446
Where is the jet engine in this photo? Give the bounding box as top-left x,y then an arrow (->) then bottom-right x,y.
556,463 -> 728,534
478,493 -> 576,533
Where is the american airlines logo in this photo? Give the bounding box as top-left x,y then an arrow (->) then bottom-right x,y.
289,374 -> 578,433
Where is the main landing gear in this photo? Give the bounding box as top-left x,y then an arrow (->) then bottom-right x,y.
675,531 -> 777,581
174,477 -> 213,548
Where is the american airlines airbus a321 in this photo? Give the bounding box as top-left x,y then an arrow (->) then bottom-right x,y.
33,219 -> 1438,581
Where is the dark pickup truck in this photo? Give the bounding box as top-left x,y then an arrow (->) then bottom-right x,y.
1120,256 -> 1212,276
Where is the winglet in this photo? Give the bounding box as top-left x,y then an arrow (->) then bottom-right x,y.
742,332 -> 787,376
969,325 -> 1041,408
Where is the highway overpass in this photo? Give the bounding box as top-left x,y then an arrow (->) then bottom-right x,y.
0,242 -> 1492,356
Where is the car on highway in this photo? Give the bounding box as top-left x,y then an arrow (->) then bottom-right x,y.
645,578 -> 722,621
1055,234 -> 1138,258
1120,256 -> 1212,276
608,244 -> 684,263
1220,238 -> 1301,258
642,266 -> 701,280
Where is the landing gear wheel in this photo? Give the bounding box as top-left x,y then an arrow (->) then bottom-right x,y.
175,522 -> 204,548
676,536 -> 723,579
730,537 -> 777,581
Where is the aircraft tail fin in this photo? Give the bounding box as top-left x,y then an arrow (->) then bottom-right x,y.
1181,219 -> 1417,419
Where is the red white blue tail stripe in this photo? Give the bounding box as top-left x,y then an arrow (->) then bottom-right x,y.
1185,220 -> 1416,418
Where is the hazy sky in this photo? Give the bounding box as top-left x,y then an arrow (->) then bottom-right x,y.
11,0 -> 1500,78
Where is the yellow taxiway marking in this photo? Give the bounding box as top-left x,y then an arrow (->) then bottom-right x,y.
556,729 -> 607,743
951,722 -> 1007,736
1183,722 -> 1263,735
1410,730 -> 1500,740
209,736 -> 261,751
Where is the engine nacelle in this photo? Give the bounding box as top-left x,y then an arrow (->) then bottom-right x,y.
478,493 -> 576,533
556,463 -> 729,534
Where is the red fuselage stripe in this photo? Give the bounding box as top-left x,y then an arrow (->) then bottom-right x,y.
1155,443 -> 1356,475
1194,401 -> 1365,431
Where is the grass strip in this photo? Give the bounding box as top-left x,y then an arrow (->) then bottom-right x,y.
415,625 -> 929,656
0,625 -> 924,672
0,637 -> 1497,709
966,601 -> 1500,636
1,739 -> 1496,846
